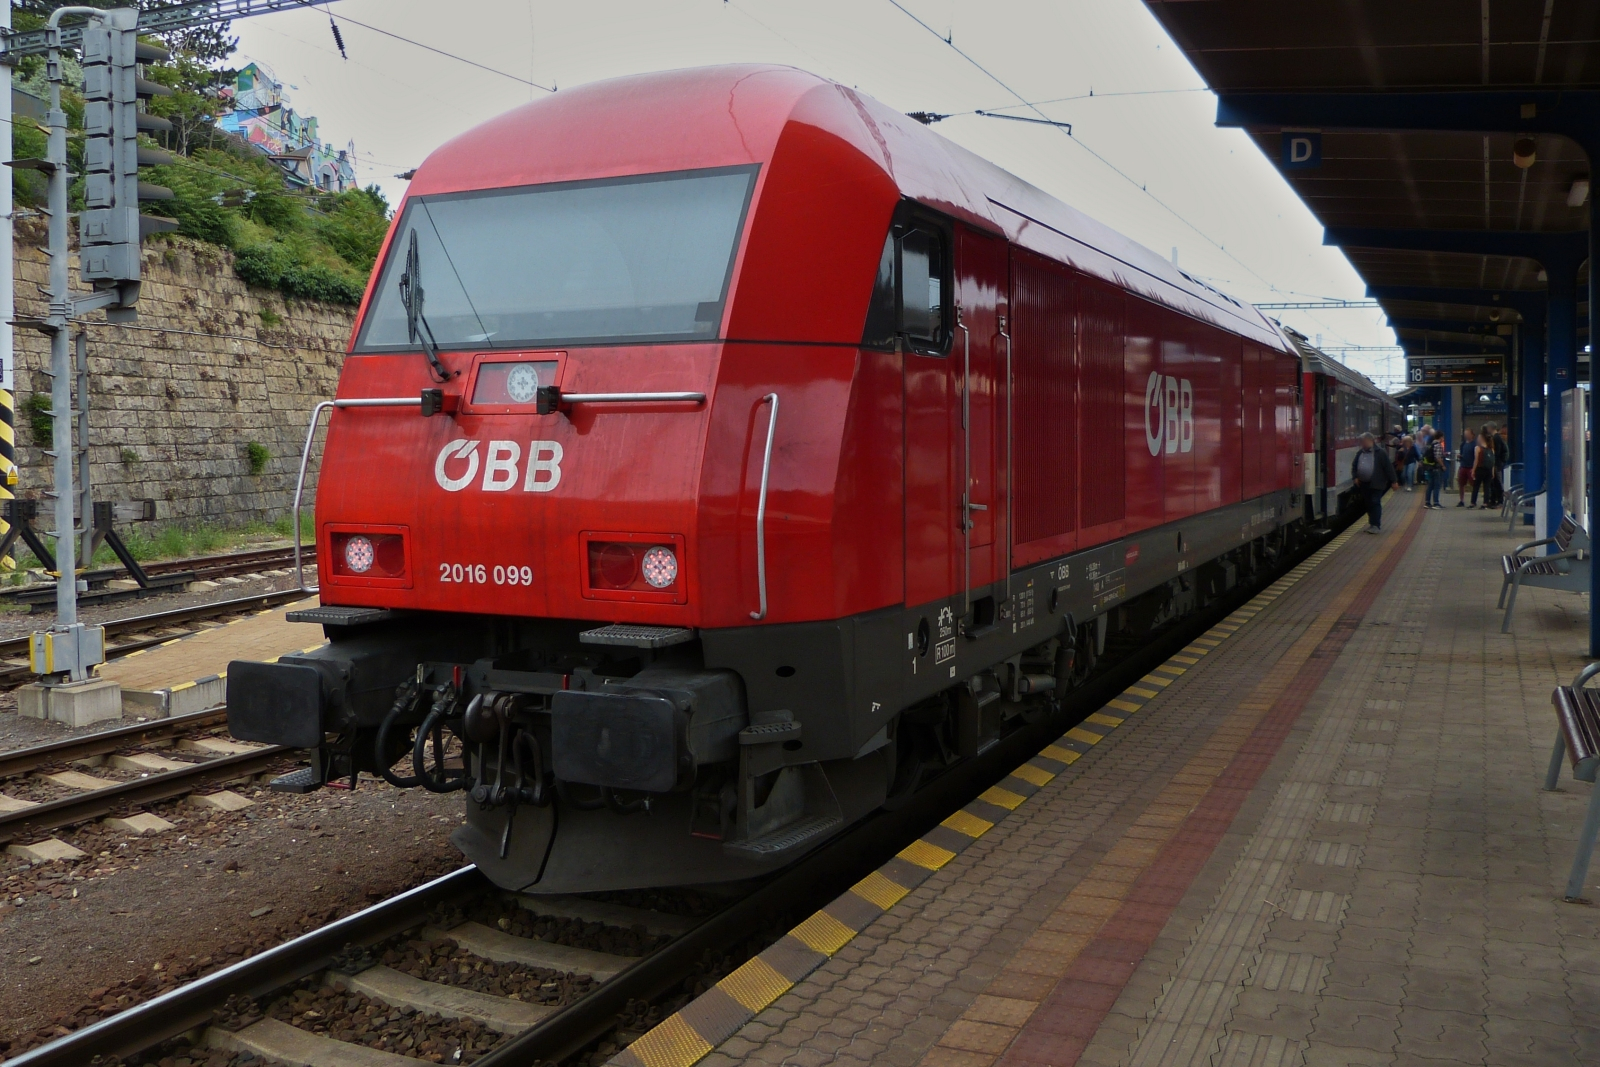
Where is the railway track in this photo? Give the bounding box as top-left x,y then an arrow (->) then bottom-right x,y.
0,705 -> 295,846
0,586 -> 315,688
4,519 -> 1354,1067
2,543 -> 316,611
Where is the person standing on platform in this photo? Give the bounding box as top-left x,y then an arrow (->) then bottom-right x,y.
1457,428 -> 1477,507
1423,430 -> 1448,508
1401,434 -> 1418,491
1352,432 -> 1397,533
1471,430 -> 1495,508
1488,423 -> 1508,507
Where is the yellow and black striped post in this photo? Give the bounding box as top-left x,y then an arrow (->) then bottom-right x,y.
0,386 -> 14,571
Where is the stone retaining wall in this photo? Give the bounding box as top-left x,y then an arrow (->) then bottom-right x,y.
11,221 -> 356,530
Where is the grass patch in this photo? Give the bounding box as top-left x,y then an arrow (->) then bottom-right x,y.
246,441 -> 270,475
4,514 -> 315,573
20,393 -> 51,444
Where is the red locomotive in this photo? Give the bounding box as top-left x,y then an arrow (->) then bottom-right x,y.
228,66 -> 1385,892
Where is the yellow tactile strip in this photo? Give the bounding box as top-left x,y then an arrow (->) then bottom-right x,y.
606,526 -> 1361,1067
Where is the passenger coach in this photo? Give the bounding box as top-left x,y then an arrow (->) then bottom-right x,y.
229,65 -> 1312,892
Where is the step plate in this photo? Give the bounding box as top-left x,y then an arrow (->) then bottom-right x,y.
268,767 -> 322,794
725,815 -> 843,858
578,623 -> 696,649
286,605 -> 395,626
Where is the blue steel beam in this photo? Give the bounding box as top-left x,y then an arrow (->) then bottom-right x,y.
1215,91 -> 1600,147
1389,318 -> 1512,337
1324,227 -> 1589,271
1365,285 -> 1546,323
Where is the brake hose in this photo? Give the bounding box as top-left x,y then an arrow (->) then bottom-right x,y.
376,680 -> 426,788
412,702 -> 469,793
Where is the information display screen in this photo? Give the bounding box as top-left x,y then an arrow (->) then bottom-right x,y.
1406,357 -> 1504,385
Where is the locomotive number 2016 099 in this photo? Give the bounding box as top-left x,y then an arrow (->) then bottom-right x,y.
438,563 -> 535,586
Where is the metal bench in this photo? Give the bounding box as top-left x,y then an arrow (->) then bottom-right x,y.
1503,484 -> 1543,532
1545,662 -> 1600,901
1498,514 -> 1589,633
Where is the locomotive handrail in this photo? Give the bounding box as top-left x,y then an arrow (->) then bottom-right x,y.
292,397 -> 423,590
749,392 -> 779,621
958,311 -> 982,619
560,391 -> 706,404
1000,312 -> 1013,602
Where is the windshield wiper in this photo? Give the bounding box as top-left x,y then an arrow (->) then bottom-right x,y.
398,229 -> 449,382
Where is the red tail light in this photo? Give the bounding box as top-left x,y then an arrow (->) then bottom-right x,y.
331,531 -> 407,578
587,541 -> 680,592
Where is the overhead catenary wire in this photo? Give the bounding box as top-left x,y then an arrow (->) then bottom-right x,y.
880,0 -> 1385,368
883,0 -> 1277,292
323,10 -> 554,92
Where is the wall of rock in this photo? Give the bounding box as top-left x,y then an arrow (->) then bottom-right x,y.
11,220 -> 355,531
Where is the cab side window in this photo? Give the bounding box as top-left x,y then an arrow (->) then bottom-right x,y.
861,219 -> 951,354
898,228 -> 945,348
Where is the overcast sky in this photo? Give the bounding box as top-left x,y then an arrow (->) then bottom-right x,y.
233,0 -> 1402,388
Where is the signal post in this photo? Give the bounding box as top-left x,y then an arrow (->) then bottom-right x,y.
17,7 -> 173,725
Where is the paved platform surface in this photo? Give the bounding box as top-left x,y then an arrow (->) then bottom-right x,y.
98,594 -> 322,695
616,490 -> 1600,1067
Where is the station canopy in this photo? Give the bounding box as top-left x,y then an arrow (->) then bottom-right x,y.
1143,1 -> 1596,365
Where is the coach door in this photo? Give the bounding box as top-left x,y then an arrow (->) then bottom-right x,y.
903,222 -> 1004,625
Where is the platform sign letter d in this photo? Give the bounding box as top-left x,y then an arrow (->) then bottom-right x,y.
1282,131 -> 1321,170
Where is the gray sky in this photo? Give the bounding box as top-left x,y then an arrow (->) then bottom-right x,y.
234,0 -> 1402,388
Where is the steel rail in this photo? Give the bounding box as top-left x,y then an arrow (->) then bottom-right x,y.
2,866 -> 485,1067
0,706 -> 227,780
0,744 -> 292,845
0,544 -> 314,601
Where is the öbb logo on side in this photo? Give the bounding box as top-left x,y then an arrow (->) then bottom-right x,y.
435,439 -> 564,493
1144,372 -> 1194,457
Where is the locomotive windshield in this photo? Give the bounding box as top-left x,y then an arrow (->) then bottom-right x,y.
355,165 -> 758,352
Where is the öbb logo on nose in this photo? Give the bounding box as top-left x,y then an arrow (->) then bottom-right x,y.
1144,372 -> 1194,457
434,439 -> 564,493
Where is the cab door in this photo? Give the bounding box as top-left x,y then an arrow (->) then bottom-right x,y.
954,228 -> 1006,593
902,220 -> 1004,618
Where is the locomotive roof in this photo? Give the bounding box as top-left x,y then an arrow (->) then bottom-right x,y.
407,64 -> 1291,353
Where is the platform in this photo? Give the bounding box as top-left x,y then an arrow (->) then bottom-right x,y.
612,490 -> 1600,1067
97,594 -> 324,717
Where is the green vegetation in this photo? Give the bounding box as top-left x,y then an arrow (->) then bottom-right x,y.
10,4 -> 390,305
245,440 -> 270,475
20,393 -> 52,444
258,307 -> 281,328
120,447 -> 138,465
